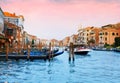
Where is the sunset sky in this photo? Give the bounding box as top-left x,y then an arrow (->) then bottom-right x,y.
0,0 -> 120,40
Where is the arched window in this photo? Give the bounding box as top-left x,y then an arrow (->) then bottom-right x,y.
105,37 -> 107,41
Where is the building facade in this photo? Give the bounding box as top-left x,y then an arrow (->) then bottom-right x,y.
0,8 -> 5,52
99,27 -> 120,46
62,36 -> 70,46
77,26 -> 99,46
4,12 -> 24,52
0,8 -> 4,36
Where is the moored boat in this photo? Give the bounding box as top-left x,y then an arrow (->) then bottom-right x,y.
74,47 -> 91,55
114,48 -> 120,52
0,50 -> 64,60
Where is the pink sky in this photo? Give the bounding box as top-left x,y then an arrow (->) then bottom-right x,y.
0,0 -> 120,40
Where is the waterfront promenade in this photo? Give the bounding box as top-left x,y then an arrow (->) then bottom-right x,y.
0,50 -> 120,83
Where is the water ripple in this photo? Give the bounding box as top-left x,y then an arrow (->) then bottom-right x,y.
0,51 -> 120,83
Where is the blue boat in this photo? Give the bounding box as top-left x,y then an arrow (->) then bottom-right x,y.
0,50 -> 64,60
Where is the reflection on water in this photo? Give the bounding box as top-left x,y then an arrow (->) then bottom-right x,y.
69,61 -> 75,74
0,51 -> 120,83
75,54 -> 91,59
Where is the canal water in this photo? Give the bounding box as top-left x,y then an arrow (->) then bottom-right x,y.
0,50 -> 120,83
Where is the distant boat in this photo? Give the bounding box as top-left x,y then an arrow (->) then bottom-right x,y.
114,48 -> 120,52
74,47 -> 91,55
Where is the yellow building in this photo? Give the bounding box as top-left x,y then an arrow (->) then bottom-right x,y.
99,27 -> 120,46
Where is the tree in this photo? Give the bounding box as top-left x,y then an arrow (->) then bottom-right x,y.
88,39 -> 95,46
114,37 -> 120,47
104,43 -> 110,48
88,39 -> 95,44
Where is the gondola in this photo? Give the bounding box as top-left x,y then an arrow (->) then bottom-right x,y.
0,50 -> 64,60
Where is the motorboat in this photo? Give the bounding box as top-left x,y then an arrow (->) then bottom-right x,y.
74,47 -> 91,55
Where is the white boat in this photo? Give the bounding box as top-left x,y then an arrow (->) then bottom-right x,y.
74,47 -> 91,55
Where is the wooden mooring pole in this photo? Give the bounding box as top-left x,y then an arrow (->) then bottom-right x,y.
49,42 -> 51,61
6,41 -> 9,61
69,42 -> 74,62
27,45 -> 30,60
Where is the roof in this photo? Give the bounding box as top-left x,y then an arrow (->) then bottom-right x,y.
4,12 -> 25,21
4,12 -> 18,17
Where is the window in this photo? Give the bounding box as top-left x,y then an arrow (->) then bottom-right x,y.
99,32 -> 102,35
112,33 -> 115,36
105,32 -> 108,35
87,38 -> 88,41
103,33 -> 104,35
105,37 -> 107,41
116,33 -> 118,36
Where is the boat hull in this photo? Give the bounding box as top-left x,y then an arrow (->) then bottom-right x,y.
74,51 -> 89,55
0,51 -> 64,60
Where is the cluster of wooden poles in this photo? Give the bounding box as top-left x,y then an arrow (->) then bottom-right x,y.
5,41 -> 54,61
69,42 -> 75,62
